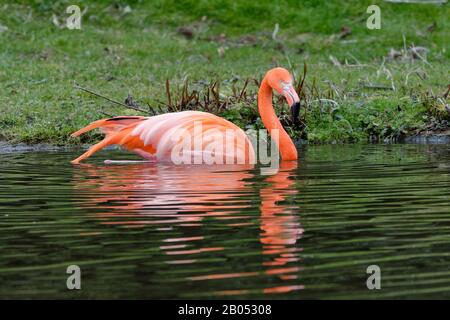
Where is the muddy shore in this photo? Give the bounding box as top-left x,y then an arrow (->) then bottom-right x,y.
1,133 -> 449,154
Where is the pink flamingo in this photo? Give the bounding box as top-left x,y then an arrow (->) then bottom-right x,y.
70,67 -> 300,164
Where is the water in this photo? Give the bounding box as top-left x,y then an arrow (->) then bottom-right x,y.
0,144 -> 449,299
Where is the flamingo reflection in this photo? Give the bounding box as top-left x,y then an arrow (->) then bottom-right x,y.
72,163 -> 254,225
72,160 -> 302,295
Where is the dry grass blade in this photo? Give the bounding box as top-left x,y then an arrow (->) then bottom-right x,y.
238,78 -> 249,102
165,79 -> 172,110
296,62 -> 308,99
212,81 -> 220,106
74,83 -> 150,114
443,85 -> 450,99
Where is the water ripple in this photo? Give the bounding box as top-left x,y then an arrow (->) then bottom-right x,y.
0,144 -> 449,298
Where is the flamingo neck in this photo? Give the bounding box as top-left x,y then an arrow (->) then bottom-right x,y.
258,78 -> 298,161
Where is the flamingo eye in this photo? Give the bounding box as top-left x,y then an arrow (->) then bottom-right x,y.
280,81 -> 292,92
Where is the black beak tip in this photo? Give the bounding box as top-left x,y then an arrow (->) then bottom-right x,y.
291,102 -> 301,124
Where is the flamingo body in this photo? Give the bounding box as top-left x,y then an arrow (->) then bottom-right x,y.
71,111 -> 255,164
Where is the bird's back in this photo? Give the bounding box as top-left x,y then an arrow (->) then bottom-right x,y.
129,111 -> 255,164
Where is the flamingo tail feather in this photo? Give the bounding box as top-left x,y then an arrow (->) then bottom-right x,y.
70,116 -> 147,164
71,135 -> 117,164
70,116 -> 146,137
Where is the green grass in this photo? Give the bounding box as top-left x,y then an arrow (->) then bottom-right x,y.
0,0 -> 448,144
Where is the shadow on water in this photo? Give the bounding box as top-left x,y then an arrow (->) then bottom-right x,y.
0,144 -> 449,298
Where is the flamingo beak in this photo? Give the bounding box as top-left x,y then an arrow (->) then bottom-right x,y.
291,101 -> 300,125
282,85 -> 300,124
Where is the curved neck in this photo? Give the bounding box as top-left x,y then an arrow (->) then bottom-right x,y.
258,78 -> 298,161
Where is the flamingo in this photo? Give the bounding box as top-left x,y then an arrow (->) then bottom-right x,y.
70,67 -> 300,164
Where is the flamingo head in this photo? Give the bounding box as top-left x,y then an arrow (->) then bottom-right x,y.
265,67 -> 301,124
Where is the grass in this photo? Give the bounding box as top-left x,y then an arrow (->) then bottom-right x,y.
0,0 -> 448,144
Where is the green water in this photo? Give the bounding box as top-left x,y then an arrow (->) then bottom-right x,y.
0,144 -> 449,299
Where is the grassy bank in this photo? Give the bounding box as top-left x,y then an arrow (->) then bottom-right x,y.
0,0 -> 449,144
